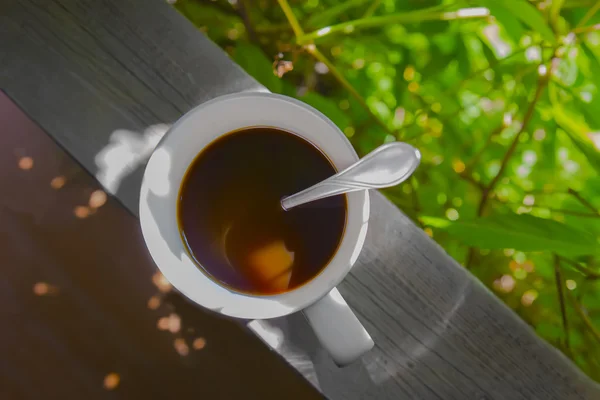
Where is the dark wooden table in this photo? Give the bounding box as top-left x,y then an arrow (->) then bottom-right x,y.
2,0 -> 599,399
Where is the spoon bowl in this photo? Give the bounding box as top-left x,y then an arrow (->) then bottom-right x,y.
281,142 -> 421,210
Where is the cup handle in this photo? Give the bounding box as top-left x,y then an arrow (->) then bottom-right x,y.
302,288 -> 374,366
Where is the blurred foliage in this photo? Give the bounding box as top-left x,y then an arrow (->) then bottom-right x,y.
175,0 -> 600,379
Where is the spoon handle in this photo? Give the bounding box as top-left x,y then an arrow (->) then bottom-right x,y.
281,142 -> 420,210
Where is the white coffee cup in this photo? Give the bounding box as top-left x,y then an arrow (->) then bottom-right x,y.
139,92 -> 373,366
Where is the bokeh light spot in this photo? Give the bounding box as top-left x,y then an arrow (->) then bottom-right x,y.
514,252 -> 527,263
509,260 -> 519,271
147,296 -> 161,310
157,317 -> 169,331
227,28 -> 239,40
498,275 -> 516,293
33,282 -> 58,296
167,313 -> 181,333
74,206 -> 90,219
316,27 -> 331,37
432,155 -> 443,165
174,338 -> 189,356
437,193 -> 447,205
352,58 -> 365,69
50,176 -> 66,189
18,156 -> 34,170
403,65 -> 415,81
514,268 -> 527,280
193,337 -> 207,350
521,289 -> 538,306
446,208 -> 459,221
523,260 -> 535,273
534,129 -> 546,141
452,159 -> 466,173
103,373 -> 120,390
152,272 -> 172,293
314,61 -> 329,74
89,190 -> 107,208
33,282 -> 49,296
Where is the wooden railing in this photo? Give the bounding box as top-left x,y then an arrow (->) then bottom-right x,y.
1,0 -> 599,398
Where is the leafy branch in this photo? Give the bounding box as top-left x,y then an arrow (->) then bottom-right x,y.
304,0 -> 368,29
554,255 -> 571,355
572,24 -> 600,35
522,189 -> 600,215
403,48 -> 544,142
276,0 -> 304,37
236,0 -> 258,44
307,46 -> 392,143
493,200 -> 600,219
576,1 -> 600,29
274,0 -> 425,209
570,292 -> 600,345
568,188 -> 600,215
464,124 -> 506,171
276,0 -> 412,149
465,64 -> 551,268
558,256 -> 600,280
362,0 -> 382,19
442,44 -> 551,98
296,6 -> 488,44
479,75 -> 549,213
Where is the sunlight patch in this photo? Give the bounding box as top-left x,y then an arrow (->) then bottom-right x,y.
95,124 -> 168,195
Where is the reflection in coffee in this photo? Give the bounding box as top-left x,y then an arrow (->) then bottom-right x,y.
177,127 -> 346,295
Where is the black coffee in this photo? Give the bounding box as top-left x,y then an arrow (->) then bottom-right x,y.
177,127 -> 346,295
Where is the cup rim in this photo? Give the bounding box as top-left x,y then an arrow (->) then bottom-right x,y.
139,92 -> 370,319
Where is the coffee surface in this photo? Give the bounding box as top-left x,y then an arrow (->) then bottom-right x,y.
178,127 -> 346,295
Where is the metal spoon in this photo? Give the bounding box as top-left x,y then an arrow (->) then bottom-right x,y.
281,142 -> 421,211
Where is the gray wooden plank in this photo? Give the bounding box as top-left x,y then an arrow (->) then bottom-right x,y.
2,0 -> 599,398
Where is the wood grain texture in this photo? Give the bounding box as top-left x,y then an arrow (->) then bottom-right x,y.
0,93 -> 322,400
2,0 -> 599,398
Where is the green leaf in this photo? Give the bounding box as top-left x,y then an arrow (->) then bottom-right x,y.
549,0 -> 565,33
579,44 -> 600,130
482,0 -> 555,43
233,42 -> 282,93
483,2 -> 525,44
305,0 -> 367,29
508,0 -> 556,43
537,322 -> 562,340
420,216 -> 451,228
549,0 -> 565,21
542,128 -> 557,171
298,91 -> 351,130
175,1 -> 239,43
429,213 -> 598,256
552,98 -> 600,176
